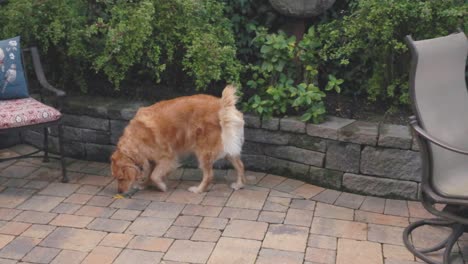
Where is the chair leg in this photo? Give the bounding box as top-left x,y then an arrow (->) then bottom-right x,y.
43,127 -> 49,162
403,218 -> 464,264
58,124 -> 68,183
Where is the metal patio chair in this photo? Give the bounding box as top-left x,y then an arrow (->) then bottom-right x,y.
403,31 -> 468,264
0,47 -> 68,182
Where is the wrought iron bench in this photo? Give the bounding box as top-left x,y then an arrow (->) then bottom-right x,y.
0,46 -> 68,182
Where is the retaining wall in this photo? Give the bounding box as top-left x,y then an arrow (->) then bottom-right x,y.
21,95 -> 421,199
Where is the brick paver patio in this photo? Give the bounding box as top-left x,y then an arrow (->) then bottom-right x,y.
0,145 -> 466,264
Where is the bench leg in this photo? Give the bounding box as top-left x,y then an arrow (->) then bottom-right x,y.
43,127 -> 49,162
58,124 -> 68,183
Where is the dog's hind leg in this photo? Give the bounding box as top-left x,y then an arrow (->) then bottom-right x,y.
227,155 -> 246,190
149,159 -> 175,192
188,153 -> 214,194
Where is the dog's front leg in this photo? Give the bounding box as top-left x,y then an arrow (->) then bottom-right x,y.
149,159 -> 175,192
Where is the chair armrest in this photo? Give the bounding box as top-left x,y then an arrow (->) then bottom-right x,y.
409,116 -> 468,155
29,47 -> 66,98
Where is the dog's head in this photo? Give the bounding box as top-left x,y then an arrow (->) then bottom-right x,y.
110,149 -> 140,193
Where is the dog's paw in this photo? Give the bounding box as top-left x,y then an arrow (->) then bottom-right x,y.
155,181 -> 167,192
188,186 -> 203,194
230,182 -> 245,191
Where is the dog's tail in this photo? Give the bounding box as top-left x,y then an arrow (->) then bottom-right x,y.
221,85 -> 239,108
219,85 -> 244,157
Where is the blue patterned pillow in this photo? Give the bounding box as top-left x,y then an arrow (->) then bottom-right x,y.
0,36 -> 28,99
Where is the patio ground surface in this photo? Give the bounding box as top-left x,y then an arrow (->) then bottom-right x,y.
0,144 -> 466,264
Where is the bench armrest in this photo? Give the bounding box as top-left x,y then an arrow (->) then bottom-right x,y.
29,47 -> 66,98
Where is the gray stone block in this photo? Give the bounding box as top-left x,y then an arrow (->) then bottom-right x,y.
307,116 -> 355,140
85,144 -> 115,162
244,114 -> 261,128
279,117 -> 306,133
325,141 -> 360,173
264,156 -> 310,180
62,126 -> 82,142
107,101 -> 147,120
244,128 -> 290,145
339,121 -> 378,146
289,135 -> 327,152
63,96 -> 112,118
62,141 -> 86,159
62,114 -> 110,131
360,146 -> 422,182
0,131 -> 21,148
81,129 -> 110,145
22,130 -> 44,149
110,120 -> 129,145
261,117 -> 280,130
241,154 -> 268,171
343,173 -> 418,200
378,124 -> 412,149
242,141 -> 264,155
264,145 -> 324,167
309,166 -> 343,189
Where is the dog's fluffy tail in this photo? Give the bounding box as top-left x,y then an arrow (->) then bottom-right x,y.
219,85 -> 244,157
221,85 -> 239,108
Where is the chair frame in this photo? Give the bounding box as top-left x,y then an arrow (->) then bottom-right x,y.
403,31 -> 468,264
0,47 -> 68,182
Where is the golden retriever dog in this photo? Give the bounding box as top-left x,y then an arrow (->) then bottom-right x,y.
111,85 -> 245,194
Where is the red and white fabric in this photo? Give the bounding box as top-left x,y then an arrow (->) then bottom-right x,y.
0,97 -> 61,129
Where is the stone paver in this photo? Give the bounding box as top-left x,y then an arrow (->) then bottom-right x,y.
99,233 -> 133,248
81,246 -> 121,264
192,228 -> 221,242
127,236 -> 173,252
311,217 -> 367,240
113,249 -> 163,264
14,211 -> 57,224
226,189 -> 268,210
40,227 -> 106,251
308,234 -> 337,250
263,224 -> 309,252
315,203 -> 354,220
17,195 -> 64,212
164,240 -> 215,263
21,224 -> 55,239
305,247 -> 336,264
0,149 -> 438,264
87,218 -> 131,233
336,239 -> 383,264
22,246 -> 60,264
222,220 -> 268,240
50,250 -> 87,264
208,237 -> 261,264
142,202 -> 184,219
127,217 -> 173,236
284,208 -> 314,227
0,236 -> 40,259
256,248 -> 304,264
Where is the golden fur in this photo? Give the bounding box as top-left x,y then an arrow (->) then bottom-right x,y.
111,85 -> 245,194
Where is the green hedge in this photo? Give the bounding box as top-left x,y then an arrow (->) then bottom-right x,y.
0,0 -> 240,91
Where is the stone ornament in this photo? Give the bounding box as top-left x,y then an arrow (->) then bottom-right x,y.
269,0 -> 336,17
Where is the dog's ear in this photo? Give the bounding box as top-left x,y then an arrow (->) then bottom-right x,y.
122,166 -> 138,181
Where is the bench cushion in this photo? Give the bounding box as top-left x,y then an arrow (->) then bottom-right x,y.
0,98 -> 61,129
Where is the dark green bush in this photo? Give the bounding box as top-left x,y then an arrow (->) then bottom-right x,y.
0,0 -> 240,91
316,0 -> 467,105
